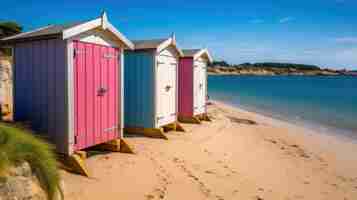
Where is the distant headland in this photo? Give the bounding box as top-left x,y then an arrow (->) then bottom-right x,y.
208,61 -> 357,76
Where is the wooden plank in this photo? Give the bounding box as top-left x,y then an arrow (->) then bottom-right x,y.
93,44 -> 102,145
85,43 -> 95,147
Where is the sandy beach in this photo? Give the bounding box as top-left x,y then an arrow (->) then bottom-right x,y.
62,101 -> 357,200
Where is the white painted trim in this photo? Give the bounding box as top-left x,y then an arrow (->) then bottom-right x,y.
193,49 -> 213,63
153,51 -> 158,128
74,29 -> 120,48
66,39 -> 75,155
120,48 -> 124,138
157,37 -> 184,57
106,22 -> 134,50
101,12 -> 108,30
62,18 -> 101,40
175,59 -> 178,122
62,13 -> 134,50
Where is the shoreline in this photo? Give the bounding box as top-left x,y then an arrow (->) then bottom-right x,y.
62,101 -> 357,200
207,73 -> 356,76
212,99 -> 357,144
211,101 -> 357,174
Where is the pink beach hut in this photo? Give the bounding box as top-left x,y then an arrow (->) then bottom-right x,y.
178,49 -> 213,123
0,12 -> 134,167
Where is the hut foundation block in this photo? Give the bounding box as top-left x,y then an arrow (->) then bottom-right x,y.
178,116 -> 201,124
124,127 -> 168,140
163,122 -> 185,132
120,139 -> 135,154
68,153 -> 90,177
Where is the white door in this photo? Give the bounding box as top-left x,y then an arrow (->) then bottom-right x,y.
156,53 -> 177,127
193,60 -> 207,115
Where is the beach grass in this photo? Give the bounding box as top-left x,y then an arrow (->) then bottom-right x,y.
0,123 -> 60,200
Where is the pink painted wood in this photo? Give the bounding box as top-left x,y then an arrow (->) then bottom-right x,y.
73,41 -> 121,151
178,58 -> 194,117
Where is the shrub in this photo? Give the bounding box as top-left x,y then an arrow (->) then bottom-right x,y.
0,123 -> 60,200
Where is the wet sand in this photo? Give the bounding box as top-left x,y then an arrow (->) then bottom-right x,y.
62,101 -> 357,200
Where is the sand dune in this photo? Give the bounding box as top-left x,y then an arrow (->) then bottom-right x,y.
62,101 -> 357,200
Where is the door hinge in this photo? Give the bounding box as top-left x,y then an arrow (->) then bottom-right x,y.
73,49 -> 84,58
104,126 -> 118,132
103,53 -> 116,59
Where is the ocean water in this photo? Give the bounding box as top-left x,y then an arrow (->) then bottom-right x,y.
208,75 -> 357,140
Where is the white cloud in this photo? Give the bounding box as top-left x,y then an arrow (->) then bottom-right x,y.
279,17 -> 295,23
335,48 -> 357,62
335,37 -> 357,44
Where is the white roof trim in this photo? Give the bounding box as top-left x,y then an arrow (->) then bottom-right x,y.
106,22 -> 134,50
62,18 -> 101,39
62,12 -> 134,50
194,49 -> 213,63
1,25 -> 55,41
157,37 -> 184,57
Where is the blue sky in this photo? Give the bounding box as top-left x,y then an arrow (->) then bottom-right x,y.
1,0 -> 357,69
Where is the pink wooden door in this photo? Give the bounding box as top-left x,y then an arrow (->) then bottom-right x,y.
73,41 -> 120,151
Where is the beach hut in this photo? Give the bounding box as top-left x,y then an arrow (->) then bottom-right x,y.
0,12 -> 134,171
124,35 -> 185,139
178,49 -> 213,123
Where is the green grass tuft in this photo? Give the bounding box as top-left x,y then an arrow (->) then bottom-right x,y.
0,123 -> 60,200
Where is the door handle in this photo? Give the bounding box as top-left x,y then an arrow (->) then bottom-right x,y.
165,85 -> 172,92
97,87 -> 108,96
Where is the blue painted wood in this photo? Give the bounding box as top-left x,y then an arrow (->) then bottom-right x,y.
13,39 -> 68,154
124,50 -> 155,128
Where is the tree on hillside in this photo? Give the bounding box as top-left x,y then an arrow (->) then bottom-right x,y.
235,62 -> 320,70
0,21 -> 22,39
210,60 -> 230,67
0,21 -> 22,56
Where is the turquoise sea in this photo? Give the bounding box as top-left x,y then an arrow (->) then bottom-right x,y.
208,75 -> 357,140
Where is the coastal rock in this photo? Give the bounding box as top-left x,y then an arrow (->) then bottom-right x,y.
0,55 -> 13,119
207,65 -> 343,76
0,162 -> 47,200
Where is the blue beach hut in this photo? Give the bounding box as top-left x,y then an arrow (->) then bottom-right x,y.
124,35 -> 185,139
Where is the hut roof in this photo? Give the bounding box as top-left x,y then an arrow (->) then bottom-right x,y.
1,12 -> 134,49
132,39 -> 167,50
0,23 -> 82,41
182,49 -> 201,57
131,37 -> 183,56
182,48 -> 213,63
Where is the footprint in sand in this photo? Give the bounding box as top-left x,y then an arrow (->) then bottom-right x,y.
145,194 -> 155,200
255,195 -> 264,200
265,138 -> 278,144
173,157 -> 226,199
205,170 -> 216,174
227,116 -> 258,125
145,152 -> 172,199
